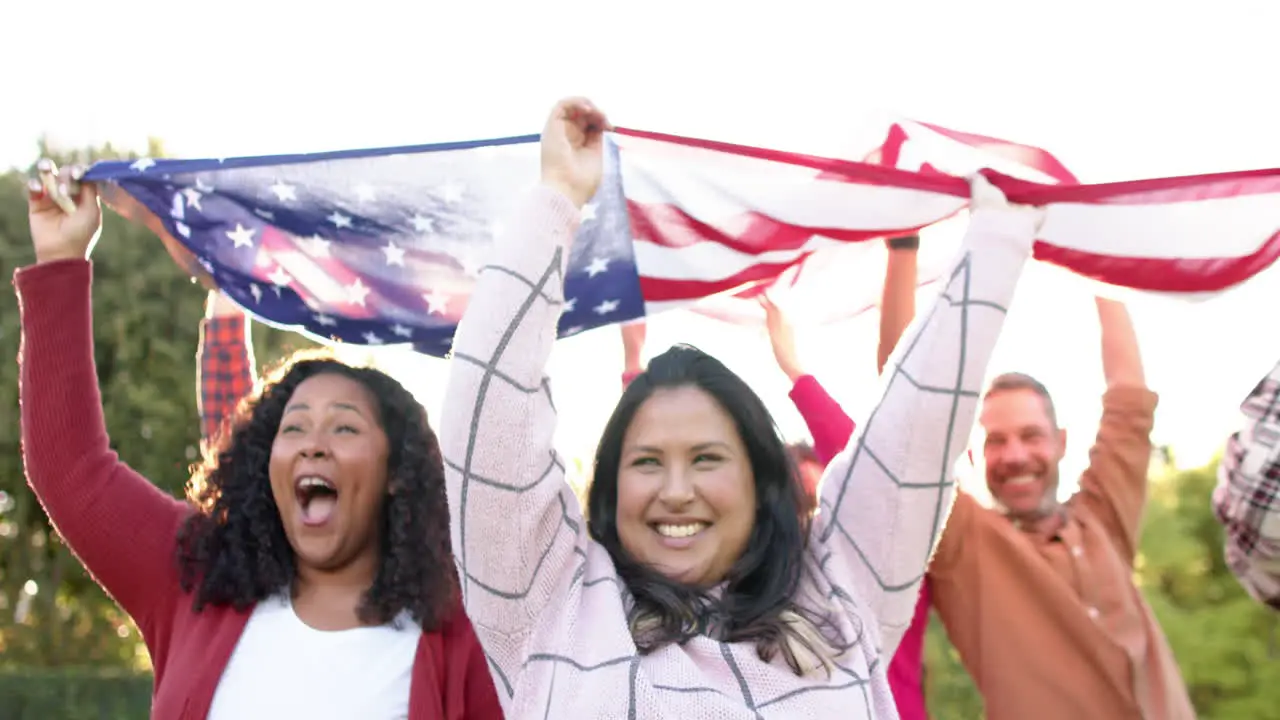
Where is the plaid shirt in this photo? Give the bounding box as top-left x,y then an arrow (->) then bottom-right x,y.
1214,359 -> 1280,610
197,314 -> 256,444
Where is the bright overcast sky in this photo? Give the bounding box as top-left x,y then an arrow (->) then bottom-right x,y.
4,0 -> 1278,495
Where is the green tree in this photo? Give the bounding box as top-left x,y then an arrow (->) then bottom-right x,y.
923,612 -> 984,719
0,146 -> 307,670
1139,458 -> 1280,719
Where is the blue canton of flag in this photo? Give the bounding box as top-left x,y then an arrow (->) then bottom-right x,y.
85,135 -> 646,358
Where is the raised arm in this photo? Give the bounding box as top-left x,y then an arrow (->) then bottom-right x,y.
760,294 -> 856,463
197,290 -> 256,443
1075,297 -> 1157,563
813,176 -> 1040,658
878,235 -> 920,374
621,319 -> 646,388
765,235 -> 919,465
1214,360 -> 1280,610
18,165 -> 188,633
439,99 -> 608,651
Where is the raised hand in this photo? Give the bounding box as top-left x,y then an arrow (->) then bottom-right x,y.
540,97 -> 611,209
759,292 -> 804,382
621,320 -> 647,375
26,159 -> 102,264
968,173 -> 1046,229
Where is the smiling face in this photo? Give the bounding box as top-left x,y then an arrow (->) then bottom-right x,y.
268,372 -> 390,575
980,387 -> 1066,520
615,385 -> 757,587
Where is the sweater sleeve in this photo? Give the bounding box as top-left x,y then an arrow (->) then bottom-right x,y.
439,186 -> 584,653
1213,360 -> 1280,609
197,314 -> 256,443
789,374 -> 856,464
1074,386 -> 1159,565
811,208 -> 1035,659
15,260 -> 189,632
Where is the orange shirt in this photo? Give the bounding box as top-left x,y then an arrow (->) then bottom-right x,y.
930,387 -> 1194,719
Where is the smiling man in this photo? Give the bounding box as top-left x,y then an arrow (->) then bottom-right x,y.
927,297 -> 1194,720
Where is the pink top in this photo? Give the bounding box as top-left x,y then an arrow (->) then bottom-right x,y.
439,185 -> 1035,718
790,376 -> 930,720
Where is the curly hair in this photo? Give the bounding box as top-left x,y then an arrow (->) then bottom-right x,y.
175,348 -> 458,630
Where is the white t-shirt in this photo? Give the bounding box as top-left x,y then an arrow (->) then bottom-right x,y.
208,594 -> 421,719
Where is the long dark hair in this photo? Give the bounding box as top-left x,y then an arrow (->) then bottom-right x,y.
175,350 -> 458,629
587,344 -> 837,675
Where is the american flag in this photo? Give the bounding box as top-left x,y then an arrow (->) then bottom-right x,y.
670,119 -> 1081,326
84,124 -> 1280,357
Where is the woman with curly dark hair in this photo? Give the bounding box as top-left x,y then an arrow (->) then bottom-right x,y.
16,161 -> 503,719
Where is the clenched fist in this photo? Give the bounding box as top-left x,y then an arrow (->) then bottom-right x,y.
26,159 -> 101,263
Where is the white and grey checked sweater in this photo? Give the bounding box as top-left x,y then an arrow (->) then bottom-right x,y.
440,185 -> 1037,719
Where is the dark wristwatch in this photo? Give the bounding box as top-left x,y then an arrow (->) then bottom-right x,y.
887,234 -> 920,251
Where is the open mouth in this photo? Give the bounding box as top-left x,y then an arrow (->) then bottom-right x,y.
295,476 -> 339,526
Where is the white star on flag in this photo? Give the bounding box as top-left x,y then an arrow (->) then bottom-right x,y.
423,290 -> 449,315
382,242 -> 406,266
225,224 -> 256,249
269,181 -> 297,202
409,214 -> 435,233
268,267 -> 292,286
347,278 -> 371,307
299,235 -> 332,257
585,257 -> 609,277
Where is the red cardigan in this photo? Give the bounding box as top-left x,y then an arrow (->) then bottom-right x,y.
15,260 -> 504,720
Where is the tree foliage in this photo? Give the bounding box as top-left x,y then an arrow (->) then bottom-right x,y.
0,144 -> 306,670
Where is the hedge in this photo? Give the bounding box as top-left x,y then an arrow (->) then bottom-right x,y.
0,668 -> 151,720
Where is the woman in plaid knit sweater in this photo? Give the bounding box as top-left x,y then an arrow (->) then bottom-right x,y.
438,97 -> 1042,718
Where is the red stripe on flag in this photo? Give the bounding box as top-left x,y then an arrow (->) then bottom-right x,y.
613,127 -> 970,196
627,201 -> 897,254
914,121 -> 1079,184
987,167 -> 1280,206
638,256 -> 818,302
1033,229 -> 1280,293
